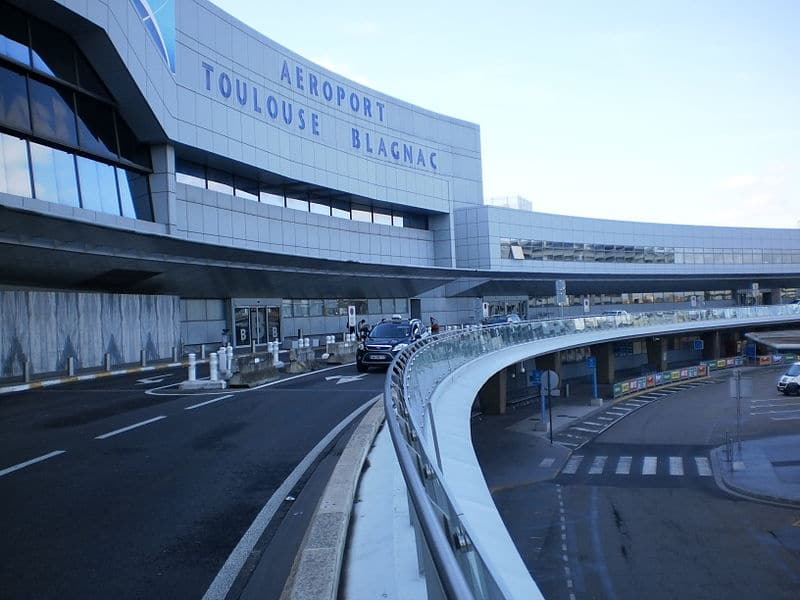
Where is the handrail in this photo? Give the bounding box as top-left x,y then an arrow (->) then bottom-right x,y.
382,305 -> 800,599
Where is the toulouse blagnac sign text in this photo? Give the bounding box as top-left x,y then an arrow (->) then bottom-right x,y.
201,59 -> 439,172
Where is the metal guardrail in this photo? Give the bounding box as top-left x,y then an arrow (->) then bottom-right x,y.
382,305 -> 800,599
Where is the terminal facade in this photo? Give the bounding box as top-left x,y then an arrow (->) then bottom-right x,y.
1,0 -> 799,378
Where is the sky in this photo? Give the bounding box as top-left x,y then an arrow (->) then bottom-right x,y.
209,0 -> 799,229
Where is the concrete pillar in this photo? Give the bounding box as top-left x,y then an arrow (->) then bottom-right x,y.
478,368 -> 507,415
702,330 -> 722,360
646,337 -> 668,372
593,343 -> 616,385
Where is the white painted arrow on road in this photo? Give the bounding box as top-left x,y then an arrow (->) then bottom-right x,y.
325,374 -> 367,385
136,375 -> 172,385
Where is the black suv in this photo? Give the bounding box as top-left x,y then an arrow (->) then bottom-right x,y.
356,316 -> 423,372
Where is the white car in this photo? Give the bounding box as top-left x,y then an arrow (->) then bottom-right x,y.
777,362 -> 800,395
601,310 -> 632,326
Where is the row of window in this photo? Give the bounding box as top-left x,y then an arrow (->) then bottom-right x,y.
0,12 -> 150,169
0,131 -> 153,220
528,290 -> 730,308
280,298 -> 409,318
177,159 -> 428,230
501,239 -> 800,265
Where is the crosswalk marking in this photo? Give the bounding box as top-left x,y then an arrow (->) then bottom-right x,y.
597,416 -> 615,421
589,456 -> 607,474
571,426 -> 602,433
560,453 -> 713,478
616,456 -> 632,475
539,457 -> 555,468
562,456 -> 583,474
694,457 -> 712,476
583,421 -> 604,427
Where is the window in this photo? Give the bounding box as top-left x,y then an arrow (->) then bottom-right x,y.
309,199 -> 330,215
235,176 -> 259,201
117,167 -> 152,220
0,64 -> 31,131
77,155 -> 118,214
331,199 -> 350,219
0,132 -> 31,196
351,204 -> 372,222
176,159 -> 205,188
76,94 -> 117,157
207,167 -> 233,194
0,4 -> 30,65
373,207 -> 391,225
260,190 -> 284,206
29,141 -> 79,206
286,196 -> 309,211
30,20 -> 76,82
29,79 -> 78,146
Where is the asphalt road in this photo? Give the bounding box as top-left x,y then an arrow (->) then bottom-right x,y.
0,363 -> 385,600
485,367 -> 800,600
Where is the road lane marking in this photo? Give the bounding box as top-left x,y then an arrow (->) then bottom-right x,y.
695,457 -> 712,476
589,456 -> 607,474
95,416 -> 166,439
642,456 -> 657,475
616,456 -> 632,475
185,394 -> 234,411
539,458 -> 555,468
0,450 -> 66,478
201,396 -> 378,600
669,457 -> 684,476
751,407 -> 800,415
562,456 -> 583,474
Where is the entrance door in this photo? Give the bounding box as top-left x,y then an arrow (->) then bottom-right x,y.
267,306 -> 281,342
251,308 -> 267,345
410,299 -> 421,320
235,307 -> 251,346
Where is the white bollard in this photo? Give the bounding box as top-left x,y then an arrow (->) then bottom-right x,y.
209,352 -> 219,381
226,345 -> 234,372
188,353 -> 197,381
272,343 -> 279,364
304,337 -> 310,348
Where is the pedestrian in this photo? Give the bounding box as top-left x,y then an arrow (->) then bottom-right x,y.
430,316 -> 440,334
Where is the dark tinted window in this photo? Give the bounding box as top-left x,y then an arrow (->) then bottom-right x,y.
76,52 -> 109,98
0,132 -> 31,196
0,64 -> 30,131
76,94 -> 117,157
117,167 -> 152,220
29,141 -> 79,206
369,323 -> 411,338
29,78 -> 77,145
116,117 -> 150,167
0,3 -> 30,65
30,20 -> 75,82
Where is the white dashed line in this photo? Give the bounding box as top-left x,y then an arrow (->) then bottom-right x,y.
695,457 -> 712,476
185,394 -> 234,411
669,456 -> 684,476
616,456 -> 632,475
0,450 -> 66,478
95,416 -> 166,440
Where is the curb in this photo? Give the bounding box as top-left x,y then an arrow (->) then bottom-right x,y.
280,399 -> 385,600
0,360 -> 203,396
709,447 -> 800,509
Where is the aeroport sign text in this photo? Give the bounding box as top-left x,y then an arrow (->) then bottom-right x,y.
200,60 -> 439,172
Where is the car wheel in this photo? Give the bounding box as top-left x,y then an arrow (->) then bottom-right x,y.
356,361 -> 368,373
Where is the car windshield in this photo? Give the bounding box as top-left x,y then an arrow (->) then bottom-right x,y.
786,364 -> 800,376
369,323 -> 410,338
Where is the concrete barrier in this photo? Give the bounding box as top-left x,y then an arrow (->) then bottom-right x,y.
280,400 -> 385,600
286,347 -> 320,374
325,341 -> 357,365
227,352 -> 281,387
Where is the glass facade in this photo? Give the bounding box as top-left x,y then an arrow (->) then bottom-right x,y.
177,158 -> 429,231
0,2 -> 153,221
501,239 -> 800,266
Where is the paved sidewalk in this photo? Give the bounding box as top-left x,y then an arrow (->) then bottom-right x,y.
711,434 -> 800,507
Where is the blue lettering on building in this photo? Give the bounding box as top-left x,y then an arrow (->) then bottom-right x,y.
202,61 -> 320,137
351,127 -> 438,172
279,59 -> 385,123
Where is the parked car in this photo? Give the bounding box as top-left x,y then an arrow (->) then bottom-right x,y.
356,316 -> 423,372
777,361 -> 800,395
482,313 -> 522,325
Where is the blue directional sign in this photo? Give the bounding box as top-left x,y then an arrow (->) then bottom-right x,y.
586,356 -> 597,369
530,369 -> 542,385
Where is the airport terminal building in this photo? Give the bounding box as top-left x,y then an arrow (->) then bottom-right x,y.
1,0 -> 799,378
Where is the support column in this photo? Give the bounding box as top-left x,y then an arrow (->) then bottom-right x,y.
149,144 -> 177,234
646,337 -> 668,372
702,330 -> 722,360
478,368 -> 507,415
593,343 -> 615,385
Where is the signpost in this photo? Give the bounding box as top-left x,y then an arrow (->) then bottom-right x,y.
542,369 -> 559,444
347,305 -> 356,330
586,355 -> 598,400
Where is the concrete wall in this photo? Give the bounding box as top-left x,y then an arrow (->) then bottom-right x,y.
0,291 -> 180,378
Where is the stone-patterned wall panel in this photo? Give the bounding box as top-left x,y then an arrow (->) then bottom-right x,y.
30,291 -> 58,374
119,294 -> 142,363
55,292 -> 81,371
79,293 -> 103,367
0,292 -> 30,378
